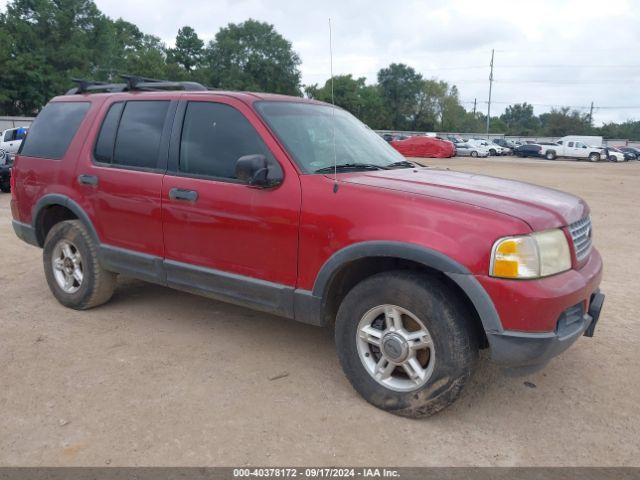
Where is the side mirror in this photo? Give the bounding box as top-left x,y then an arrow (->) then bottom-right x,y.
235,154 -> 283,188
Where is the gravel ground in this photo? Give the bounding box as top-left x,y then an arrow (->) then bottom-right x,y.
0,156 -> 638,466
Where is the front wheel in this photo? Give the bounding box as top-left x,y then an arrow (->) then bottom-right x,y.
335,271 -> 478,418
470,151 -> 478,158
545,151 -> 556,160
588,152 -> 601,162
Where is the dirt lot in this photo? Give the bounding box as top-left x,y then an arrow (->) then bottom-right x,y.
1,156 -> 639,466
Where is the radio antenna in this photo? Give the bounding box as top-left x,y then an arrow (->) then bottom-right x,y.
329,18 -> 338,193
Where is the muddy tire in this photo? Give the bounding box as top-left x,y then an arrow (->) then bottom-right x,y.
335,271 -> 478,418
43,220 -> 116,310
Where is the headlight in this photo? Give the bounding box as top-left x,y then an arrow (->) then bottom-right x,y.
490,229 -> 571,279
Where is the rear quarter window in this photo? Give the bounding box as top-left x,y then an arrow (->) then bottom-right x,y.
20,102 -> 90,159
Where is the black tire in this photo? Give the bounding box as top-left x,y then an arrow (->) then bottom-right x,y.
43,220 -> 116,310
489,149 -> 497,156
470,151 -> 478,158
335,271 -> 478,418
545,150 -> 556,160
0,181 -> 9,193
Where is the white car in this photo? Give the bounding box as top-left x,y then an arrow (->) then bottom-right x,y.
604,147 -> 626,162
455,143 -> 489,158
0,126 -> 29,163
466,139 -> 493,156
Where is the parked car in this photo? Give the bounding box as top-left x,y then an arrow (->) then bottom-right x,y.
467,139 -> 499,156
618,146 -> 639,159
0,154 -> 11,192
0,126 -> 28,164
514,144 -> 542,158
455,143 -> 488,158
492,138 -> 517,150
11,79 -> 604,418
603,146 -> 627,162
390,135 -> 455,158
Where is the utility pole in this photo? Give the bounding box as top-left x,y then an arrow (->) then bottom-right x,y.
486,49 -> 494,137
588,101 -> 594,125
473,98 -> 477,116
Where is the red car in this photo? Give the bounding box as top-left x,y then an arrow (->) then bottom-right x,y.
390,135 -> 455,158
10,79 -> 604,417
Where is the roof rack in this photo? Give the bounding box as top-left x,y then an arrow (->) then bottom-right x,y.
66,75 -> 208,95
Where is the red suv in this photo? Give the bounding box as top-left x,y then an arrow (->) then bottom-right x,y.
10,78 -> 604,417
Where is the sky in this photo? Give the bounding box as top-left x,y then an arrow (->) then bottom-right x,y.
3,0 -> 640,125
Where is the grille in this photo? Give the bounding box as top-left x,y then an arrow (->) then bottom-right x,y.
568,216 -> 592,262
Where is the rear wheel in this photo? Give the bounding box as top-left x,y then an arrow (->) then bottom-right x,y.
0,181 -> 9,193
588,152 -> 600,162
470,151 -> 478,158
335,271 -> 478,418
43,220 -> 116,310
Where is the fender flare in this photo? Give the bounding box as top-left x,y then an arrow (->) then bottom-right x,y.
32,194 -> 99,246
310,241 -> 503,334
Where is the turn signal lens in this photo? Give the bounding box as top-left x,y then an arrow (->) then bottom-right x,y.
491,236 -> 539,279
490,229 -> 572,279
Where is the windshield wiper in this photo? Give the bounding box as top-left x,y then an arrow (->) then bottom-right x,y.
386,160 -> 416,168
314,163 -> 389,173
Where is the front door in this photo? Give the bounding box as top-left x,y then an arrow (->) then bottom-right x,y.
161,98 -> 301,314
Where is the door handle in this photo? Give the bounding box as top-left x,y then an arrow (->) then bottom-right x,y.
77,174 -> 98,186
169,188 -> 198,202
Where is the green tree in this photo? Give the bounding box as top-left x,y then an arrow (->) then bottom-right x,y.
377,63 -> 423,130
167,26 -> 203,72
0,0 -> 113,114
203,19 -> 301,95
304,75 -> 389,128
500,103 -> 540,135
539,107 -> 592,136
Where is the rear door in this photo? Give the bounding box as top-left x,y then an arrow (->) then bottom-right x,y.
160,97 -> 301,314
75,97 -> 177,280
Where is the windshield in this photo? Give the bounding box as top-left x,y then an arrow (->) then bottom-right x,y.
255,101 -> 407,173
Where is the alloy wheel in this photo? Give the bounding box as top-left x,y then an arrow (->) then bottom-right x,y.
51,240 -> 84,293
356,304 -> 435,392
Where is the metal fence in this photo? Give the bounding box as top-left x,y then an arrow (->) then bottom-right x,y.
0,116 -> 34,131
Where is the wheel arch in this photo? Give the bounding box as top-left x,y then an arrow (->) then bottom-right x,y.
309,241 -> 502,342
33,194 -> 99,247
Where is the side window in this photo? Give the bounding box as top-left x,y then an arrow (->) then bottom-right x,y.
557,140 -> 563,145
568,142 -> 574,147
113,101 -> 169,169
94,102 -> 124,163
179,102 -> 273,180
20,102 -> 90,159
4,130 -> 16,142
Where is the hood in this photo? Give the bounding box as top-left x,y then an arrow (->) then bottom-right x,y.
340,168 -> 588,231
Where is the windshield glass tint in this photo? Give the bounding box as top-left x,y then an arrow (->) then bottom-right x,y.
255,101 -> 406,173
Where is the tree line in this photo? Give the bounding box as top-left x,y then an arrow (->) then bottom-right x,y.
1,0 -> 638,139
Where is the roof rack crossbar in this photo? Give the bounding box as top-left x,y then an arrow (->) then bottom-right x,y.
66,75 -> 208,95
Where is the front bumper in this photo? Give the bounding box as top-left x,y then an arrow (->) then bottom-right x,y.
487,290 -> 604,374
479,248 -> 604,373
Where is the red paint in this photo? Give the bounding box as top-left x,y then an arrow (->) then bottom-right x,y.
11,90 -> 602,333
